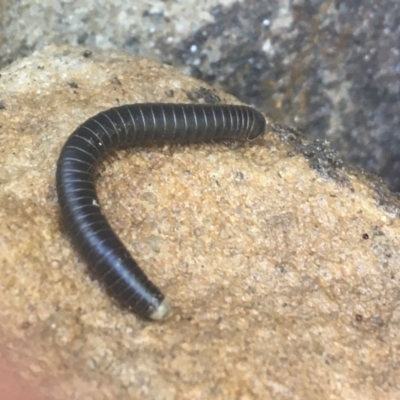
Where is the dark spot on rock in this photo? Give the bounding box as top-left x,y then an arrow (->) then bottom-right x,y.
246,286 -> 255,294
275,263 -> 289,274
355,314 -> 363,322
186,86 -> 221,104
367,177 -> 400,217
124,36 -> 141,48
83,50 -> 92,58
20,321 -> 31,329
68,81 -> 79,89
165,89 -> 174,98
111,76 -> 122,86
362,233 -> 369,240
77,32 -> 89,45
235,170 -> 244,180
373,315 -> 384,327
271,122 -> 351,186
270,122 -> 304,143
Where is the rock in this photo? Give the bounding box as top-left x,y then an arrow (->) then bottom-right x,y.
0,44 -> 399,399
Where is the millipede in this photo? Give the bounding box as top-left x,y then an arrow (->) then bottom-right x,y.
56,103 -> 266,320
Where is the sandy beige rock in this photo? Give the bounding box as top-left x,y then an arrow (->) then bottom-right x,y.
0,45 -> 399,399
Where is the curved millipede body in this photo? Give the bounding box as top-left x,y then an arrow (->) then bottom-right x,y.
56,103 -> 266,320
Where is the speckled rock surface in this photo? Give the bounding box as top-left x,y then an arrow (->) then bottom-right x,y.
2,0 -> 400,191
1,45 -> 400,399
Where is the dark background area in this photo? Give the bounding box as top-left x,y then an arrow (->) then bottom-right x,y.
1,0 -> 399,191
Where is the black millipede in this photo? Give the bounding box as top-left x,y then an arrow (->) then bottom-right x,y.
56,103 -> 266,320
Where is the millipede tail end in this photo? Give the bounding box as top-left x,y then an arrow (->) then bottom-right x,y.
149,298 -> 173,320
